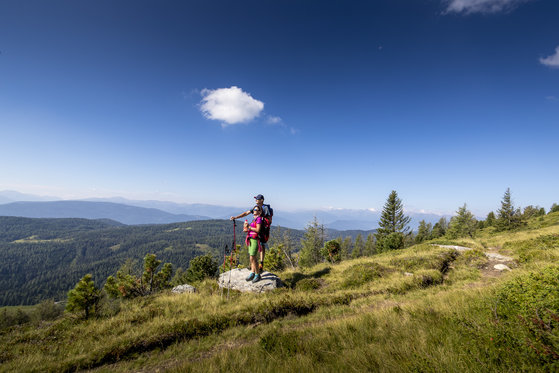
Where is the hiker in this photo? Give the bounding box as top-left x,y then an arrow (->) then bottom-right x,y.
230,194 -> 273,272
243,205 -> 263,282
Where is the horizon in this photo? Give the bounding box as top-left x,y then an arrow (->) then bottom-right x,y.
0,188 -> 553,219
1,0 -> 558,217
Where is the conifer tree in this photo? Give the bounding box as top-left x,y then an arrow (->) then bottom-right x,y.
446,204 -> 477,238
351,234 -> 364,259
375,190 -> 410,251
429,217 -> 448,239
66,274 -> 100,319
340,236 -> 352,260
496,188 -> 523,231
415,220 -> 432,243
485,211 -> 496,227
550,203 -> 559,214
364,233 -> 376,256
298,217 -> 325,268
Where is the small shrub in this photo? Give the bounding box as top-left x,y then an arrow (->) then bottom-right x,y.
458,249 -> 488,268
504,235 -> 559,264
341,262 -> 386,288
496,265 -> 559,322
296,278 -> 322,291
35,299 -> 63,321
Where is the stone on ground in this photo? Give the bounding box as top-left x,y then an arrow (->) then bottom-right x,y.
218,268 -> 283,293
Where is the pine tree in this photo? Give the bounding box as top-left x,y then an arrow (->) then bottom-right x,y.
320,240 -> 341,264
485,211 -> 496,227
429,217 -> 448,239
364,234 -> 376,256
496,188 -> 523,231
340,236 -> 352,260
66,274 -> 100,319
415,220 -> 432,243
351,234 -> 364,259
375,190 -> 410,251
298,217 -> 325,268
446,204 -> 477,238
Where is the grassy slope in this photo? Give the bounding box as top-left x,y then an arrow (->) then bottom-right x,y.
2,213 -> 559,372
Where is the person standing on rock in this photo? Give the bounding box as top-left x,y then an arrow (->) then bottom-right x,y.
243,205 -> 263,283
230,194 -> 273,272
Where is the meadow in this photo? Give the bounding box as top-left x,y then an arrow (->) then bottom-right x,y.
1,213 -> 559,372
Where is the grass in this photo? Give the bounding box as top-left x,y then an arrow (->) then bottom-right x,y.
2,213 -> 559,372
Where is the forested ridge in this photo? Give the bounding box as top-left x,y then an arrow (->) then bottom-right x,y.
0,217 -> 264,305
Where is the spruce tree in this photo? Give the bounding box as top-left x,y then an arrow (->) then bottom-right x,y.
364,234 -> 376,256
340,236 -> 352,260
375,190 -> 410,251
429,217 -> 448,239
415,220 -> 432,244
351,234 -> 364,259
446,203 -> 477,238
298,217 -> 325,268
485,211 -> 496,227
496,188 -> 523,231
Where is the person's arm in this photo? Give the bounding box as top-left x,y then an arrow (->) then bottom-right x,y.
230,210 -> 251,220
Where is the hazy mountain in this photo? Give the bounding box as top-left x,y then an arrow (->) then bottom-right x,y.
0,191 -> 450,230
0,201 -> 208,225
0,190 -> 60,204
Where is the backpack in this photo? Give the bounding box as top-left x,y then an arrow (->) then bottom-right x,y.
259,204 -> 273,243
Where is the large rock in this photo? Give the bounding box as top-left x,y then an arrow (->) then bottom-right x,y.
218,268 -> 283,293
172,284 -> 196,294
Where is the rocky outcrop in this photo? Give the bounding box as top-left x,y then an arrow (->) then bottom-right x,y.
218,268 -> 283,293
171,284 -> 196,294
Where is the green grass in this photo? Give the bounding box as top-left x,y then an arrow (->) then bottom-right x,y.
2,213 -> 559,372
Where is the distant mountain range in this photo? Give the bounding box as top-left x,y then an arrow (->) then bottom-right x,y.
0,190 -> 450,230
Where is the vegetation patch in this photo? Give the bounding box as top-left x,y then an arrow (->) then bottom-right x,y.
503,234 -> 559,263
295,278 -> 322,291
341,262 -> 386,288
456,249 -> 488,268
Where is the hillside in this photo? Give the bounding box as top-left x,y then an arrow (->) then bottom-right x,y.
0,217 -> 306,306
2,213 -> 559,372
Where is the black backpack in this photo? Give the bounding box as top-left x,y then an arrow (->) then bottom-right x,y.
259,204 -> 273,243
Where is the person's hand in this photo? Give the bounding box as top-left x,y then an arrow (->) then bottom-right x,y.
230,216 -> 235,220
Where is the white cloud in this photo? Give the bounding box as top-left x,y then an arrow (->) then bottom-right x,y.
200,86 -> 264,126
266,115 -> 282,124
540,46 -> 559,68
443,0 -> 533,14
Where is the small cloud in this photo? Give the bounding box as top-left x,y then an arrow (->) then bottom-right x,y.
540,46 -> 559,68
443,0 -> 533,15
200,86 -> 264,126
266,115 -> 282,125
545,96 -> 559,102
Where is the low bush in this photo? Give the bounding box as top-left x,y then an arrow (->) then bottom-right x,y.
296,278 -> 322,291
341,263 -> 386,288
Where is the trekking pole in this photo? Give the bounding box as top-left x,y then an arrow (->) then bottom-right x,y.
227,219 -> 236,300
220,243 -> 228,300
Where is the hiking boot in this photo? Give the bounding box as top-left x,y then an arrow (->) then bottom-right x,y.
245,272 -> 255,281
252,274 -> 261,283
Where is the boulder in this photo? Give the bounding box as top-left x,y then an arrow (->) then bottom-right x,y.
218,268 -> 283,293
494,264 -> 511,271
172,284 -> 196,294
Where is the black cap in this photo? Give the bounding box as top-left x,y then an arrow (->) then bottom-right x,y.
254,194 -> 264,200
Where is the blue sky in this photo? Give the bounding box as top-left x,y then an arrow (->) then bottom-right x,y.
1,0 -> 558,215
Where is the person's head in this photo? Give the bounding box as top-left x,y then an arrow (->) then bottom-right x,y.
254,194 -> 264,205
252,205 -> 262,216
